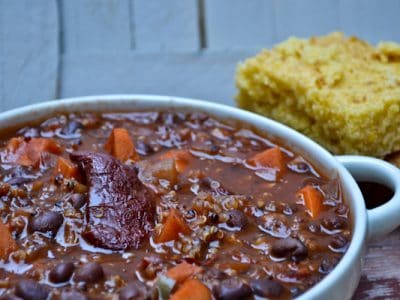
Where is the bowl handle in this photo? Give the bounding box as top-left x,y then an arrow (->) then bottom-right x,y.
336,155 -> 400,241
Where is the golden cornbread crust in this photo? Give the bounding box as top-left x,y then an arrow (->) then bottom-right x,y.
236,32 -> 400,157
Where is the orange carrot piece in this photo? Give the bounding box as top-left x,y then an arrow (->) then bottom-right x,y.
298,185 -> 323,218
55,157 -> 79,179
249,147 -> 285,172
156,209 -> 191,243
170,279 -> 212,300
6,137 -> 23,152
5,137 -> 62,167
159,150 -> 192,173
218,262 -> 250,273
166,262 -> 202,283
0,222 -> 17,260
104,128 -> 139,162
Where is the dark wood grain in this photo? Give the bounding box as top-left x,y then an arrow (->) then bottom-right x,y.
353,227 -> 400,300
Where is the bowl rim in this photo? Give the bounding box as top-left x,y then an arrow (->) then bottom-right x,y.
0,94 -> 367,299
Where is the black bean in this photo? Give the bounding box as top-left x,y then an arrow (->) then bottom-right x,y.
135,141 -> 154,156
15,280 -> 49,300
226,210 -> 248,230
61,120 -> 83,135
185,209 -> 196,220
74,263 -> 104,284
271,238 -> 308,262
29,211 -> 63,237
49,262 -> 75,283
322,216 -> 347,231
214,278 -> 252,300
319,256 -> 340,274
207,212 -> 219,224
60,290 -> 88,300
329,235 -> 349,252
70,193 -> 87,209
250,278 -> 284,297
119,283 -> 144,300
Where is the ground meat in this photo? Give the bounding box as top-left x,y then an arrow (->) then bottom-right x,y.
70,151 -> 156,250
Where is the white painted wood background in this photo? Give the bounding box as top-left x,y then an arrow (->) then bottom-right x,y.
1,0 -> 400,111
1,1 -> 400,299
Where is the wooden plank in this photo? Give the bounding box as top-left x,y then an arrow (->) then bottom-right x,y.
0,0 -> 59,111
274,0 -> 340,41
353,228 -> 400,299
133,0 -> 199,52
60,51 -> 256,106
60,0 -> 131,53
339,0 -> 400,44
204,0 -> 276,50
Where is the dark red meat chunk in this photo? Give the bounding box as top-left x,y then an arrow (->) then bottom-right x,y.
70,151 -> 156,250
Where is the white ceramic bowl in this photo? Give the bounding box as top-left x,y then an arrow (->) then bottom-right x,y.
1,95 -> 400,300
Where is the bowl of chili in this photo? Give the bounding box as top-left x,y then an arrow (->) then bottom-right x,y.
0,94 -> 399,300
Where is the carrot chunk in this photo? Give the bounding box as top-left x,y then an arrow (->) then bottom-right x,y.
298,185 -> 323,218
156,209 -> 191,243
55,157 -> 79,179
5,137 -> 62,167
166,262 -> 202,283
170,279 -> 211,300
249,147 -> 285,172
0,222 -> 17,260
104,128 -> 139,162
6,137 -> 23,152
159,150 -> 192,173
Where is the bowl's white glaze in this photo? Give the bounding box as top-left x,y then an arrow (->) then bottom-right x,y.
1,95 -> 400,300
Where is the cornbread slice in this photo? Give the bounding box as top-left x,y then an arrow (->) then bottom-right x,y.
236,32 -> 400,157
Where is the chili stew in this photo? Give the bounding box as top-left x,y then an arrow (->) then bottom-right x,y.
0,111 -> 351,299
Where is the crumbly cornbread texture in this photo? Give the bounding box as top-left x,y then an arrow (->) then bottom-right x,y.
236,32 -> 400,157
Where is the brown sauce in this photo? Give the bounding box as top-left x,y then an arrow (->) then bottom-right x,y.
0,111 -> 352,299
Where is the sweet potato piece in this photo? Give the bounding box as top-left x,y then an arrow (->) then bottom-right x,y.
5,137 -> 62,167
249,147 -> 285,172
170,279 -> 211,300
160,150 -> 192,173
156,209 -> 191,243
104,128 -> 139,162
166,262 -> 202,283
0,222 -> 17,260
55,157 -> 79,179
298,185 -> 323,218
150,158 -> 178,183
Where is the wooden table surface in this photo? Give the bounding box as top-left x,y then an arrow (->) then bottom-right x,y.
1,1 -> 400,299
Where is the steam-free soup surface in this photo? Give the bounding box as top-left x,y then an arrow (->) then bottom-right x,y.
0,111 -> 351,299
